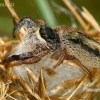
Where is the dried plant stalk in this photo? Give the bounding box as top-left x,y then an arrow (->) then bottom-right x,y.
62,0 -> 87,30
4,0 -> 26,41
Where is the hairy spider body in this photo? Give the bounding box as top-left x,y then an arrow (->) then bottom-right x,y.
5,17 -> 100,78
54,25 -> 100,77
5,17 -> 61,67
54,25 -> 100,68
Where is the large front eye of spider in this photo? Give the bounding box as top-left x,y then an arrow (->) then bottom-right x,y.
39,25 -> 60,50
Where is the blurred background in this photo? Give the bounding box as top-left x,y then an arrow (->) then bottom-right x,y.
0,0 -> 100,38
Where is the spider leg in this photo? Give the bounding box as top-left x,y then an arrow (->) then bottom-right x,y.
7,56 -> 42,67
51,48 -> 92,81
65,53 -> 92,81
5,51 -> 37,63
64,50 -> 92,81
5,49 -> 48,67
50,49 -> 66,69
50,49 -> 62,60
53,52 -> 65,69
5,46 -> 48,62
72,58 -> 92,81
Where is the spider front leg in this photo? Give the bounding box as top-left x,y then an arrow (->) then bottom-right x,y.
7,56 -> 42,67
5,49 -> 48,67
50,48 -> 66,69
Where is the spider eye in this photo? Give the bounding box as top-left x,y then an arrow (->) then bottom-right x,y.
39,26 -> 48,40
39,25 -> 60,43
39,25 -> 60,50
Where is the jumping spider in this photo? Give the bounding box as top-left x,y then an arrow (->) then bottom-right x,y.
5,17 -> 100,79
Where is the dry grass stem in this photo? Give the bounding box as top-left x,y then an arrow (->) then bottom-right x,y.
62,0 -> 87,30
62,0 -> 100,37
67,75 -> 88,100
82,7 -> 100,33
4,0 -> 27,41
4,0 -> 19,23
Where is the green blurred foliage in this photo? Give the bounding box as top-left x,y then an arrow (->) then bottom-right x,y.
0,0 -> 100,37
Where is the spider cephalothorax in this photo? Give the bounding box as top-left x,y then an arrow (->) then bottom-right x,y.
5,17 -> 61,64
13,17 -> 60,51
